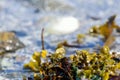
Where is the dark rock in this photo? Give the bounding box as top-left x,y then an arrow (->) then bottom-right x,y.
34,8 -> 40,13
116,27 -> 120,33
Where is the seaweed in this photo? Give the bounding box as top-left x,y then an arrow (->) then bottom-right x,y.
57,40 -> 80,48
41,28 -> 45,50
24,45 -> 120,80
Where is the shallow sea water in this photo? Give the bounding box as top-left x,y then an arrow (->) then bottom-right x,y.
1,0 -> 120,79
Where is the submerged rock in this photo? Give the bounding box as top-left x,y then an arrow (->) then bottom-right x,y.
46,0 -> 75,12
28,0 -> 75,12
0,32 -> 25,54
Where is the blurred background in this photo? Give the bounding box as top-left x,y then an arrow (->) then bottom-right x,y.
1,0 -> 120,79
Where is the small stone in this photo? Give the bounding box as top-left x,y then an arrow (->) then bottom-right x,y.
0,32 -> 25,54
34,8 -> 40,13
45,16 -> 79,35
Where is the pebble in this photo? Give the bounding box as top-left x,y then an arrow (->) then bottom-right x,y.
45,16 -> 79,35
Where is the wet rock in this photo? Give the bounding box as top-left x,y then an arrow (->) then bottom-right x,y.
0,32 -> 25,54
